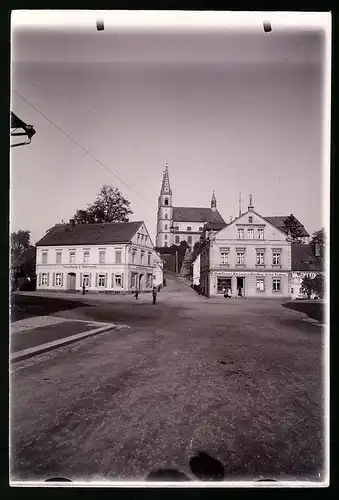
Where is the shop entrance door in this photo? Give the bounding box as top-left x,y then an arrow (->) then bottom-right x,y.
236,277 -> 245,297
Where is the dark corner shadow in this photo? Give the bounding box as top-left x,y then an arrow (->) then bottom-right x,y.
44,477 -> 73,482
146,469 -> 190,481
282,300 -> 324,323
189,452 -> 225,481
11,293 -> 94,322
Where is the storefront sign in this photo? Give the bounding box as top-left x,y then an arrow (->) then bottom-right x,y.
213,271 -> 288,277
62,265 -> 80,269
81,265 -> 98,268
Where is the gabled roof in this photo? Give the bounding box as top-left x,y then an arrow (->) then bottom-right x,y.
173,207 -> 226,224
203,221 -> 228,232
264,216 -> 309,237
36,221 -> 143,247
291,243 -> 324,271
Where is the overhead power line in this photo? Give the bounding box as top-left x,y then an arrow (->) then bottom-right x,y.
12,89 -> 155,211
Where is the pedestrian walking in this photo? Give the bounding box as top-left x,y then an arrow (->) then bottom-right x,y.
152,286 -> 157,305
135,288 -> 139,300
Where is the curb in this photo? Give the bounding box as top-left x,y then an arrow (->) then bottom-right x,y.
10,323 -> 129,363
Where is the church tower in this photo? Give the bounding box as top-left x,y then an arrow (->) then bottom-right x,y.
211,190 -> 217,211
156,163 -> 173,247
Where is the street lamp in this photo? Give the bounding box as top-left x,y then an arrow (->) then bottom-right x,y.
11,112 -> 36,148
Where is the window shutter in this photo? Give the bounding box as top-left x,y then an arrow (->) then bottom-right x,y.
89,273 -> 92,287
80,273 -> 83,287
47,273 -> 50,286
112,273 -> 114,288
52,273 -> 55,286
105,273 -> 108,287
95,273 -> 98,287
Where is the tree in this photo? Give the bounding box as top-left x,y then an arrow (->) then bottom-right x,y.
311,228 -> 325,247
73,185 -> 133,224
11,230 -> 31,262
313,274 -> 325,299
300,275 -> 315,299
282,214 -> 305,243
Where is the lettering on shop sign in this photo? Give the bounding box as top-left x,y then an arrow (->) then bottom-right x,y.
213,271 -> 288,277
62,265 -> 80,269
81,265 -> 97,268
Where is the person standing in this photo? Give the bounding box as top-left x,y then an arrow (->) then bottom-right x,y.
135,288 -> 139,300
152,286 -> 157,305
82,279 -> 86,295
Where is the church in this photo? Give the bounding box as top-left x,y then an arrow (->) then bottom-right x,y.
156,164 -> 227,249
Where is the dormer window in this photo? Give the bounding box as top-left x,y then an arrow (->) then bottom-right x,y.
164,198 -> 169,206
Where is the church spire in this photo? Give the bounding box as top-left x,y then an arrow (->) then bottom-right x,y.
211,190 -> 217,211
160,163 -> 172,195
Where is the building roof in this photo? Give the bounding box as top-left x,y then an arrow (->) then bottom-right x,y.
173,207 -> 226,224
203,221 -> 228,231
291,243 -> 323,271
36,221 -> 143,247
264,216 -> 309,237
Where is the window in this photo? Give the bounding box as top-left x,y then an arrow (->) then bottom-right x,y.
164,234 -> 167,240
114,274 -> 123,287
221,252 -> 229,264
82,274 -> 90,287
98,274 -> 106,287
249,216 -> 253,223
140,252 -> 145,265
131,272 -> 138,288
199,227 -> 203,231
69,251 -> 75,264
187,235 -> 192,244
56,252 -> 62,264
256,278 -> 265,291
248,228 -> 254,239
165,214 -> 168,219
164,198 -> 169,206
237,228 -> 244,239
42,251 -> 48,264
55,273 -> 62,286
132,250 -> 136,264
165,224 -> 168,230
291,288 -> 294,294
41,273 -> 48,285
147,253 -> 151,265
145,236 -> 148,244
175,226 -> 179,231
175,235 -> 180,244
258,229 -> 264,239
272,252 -> 281,265
99,250 -> 106,264
115,251 -> 122,264
83,251 -> 89,264
164,242 -> 168,247
137,233 -> 140,242
141,234 -> 144,242
236,252 -> 245,265
256,252 -> 265,265
187,226 -> 191,231
273,278 -> 281,292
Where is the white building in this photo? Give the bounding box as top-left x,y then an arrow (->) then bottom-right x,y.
152,251 -> 164,288
35,220 -> 156,294
198,198 -> 296,298
192,253 -> 201,286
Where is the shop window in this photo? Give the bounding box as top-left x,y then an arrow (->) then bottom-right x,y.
256,278 -> 265,291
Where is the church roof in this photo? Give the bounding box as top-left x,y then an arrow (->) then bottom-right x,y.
173,207 -> 226,224
36,221 -> 143,247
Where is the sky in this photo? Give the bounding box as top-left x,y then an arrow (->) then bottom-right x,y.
10,14 -> 328,245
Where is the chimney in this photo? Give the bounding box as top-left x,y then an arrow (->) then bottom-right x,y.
248,194 -> 254,212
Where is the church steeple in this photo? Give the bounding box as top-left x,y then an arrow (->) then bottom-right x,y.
160,163 -> 172,195
211,190 -> 217,211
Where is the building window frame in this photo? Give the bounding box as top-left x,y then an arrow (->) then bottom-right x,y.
237,228 -> 244,239
56,251 -> 62,265
83,251 -> 90,264
42,251 -> 48,265
256,277 -> 265,292
69,251 -> 76,264
258,228 -> 264,240
187,226 -> 192,231
247,228 -> 254,239
272,278 -> 281,292
41,272 -> 48,285
236,250 -> 245,265
256,249 -> 265,265
98,274 -> 106,287
140,251 -> 145,265
99,250 -> 106,265
187,235 -> 192,245
115,250 -> 122,264
249,216 -> 253,223
220,248 -> 229,265
55,273 -> 63,286
164,198 -> 169,206
272,250 -> 282,266
147,252 -> 151,266
175,235 -> 180,244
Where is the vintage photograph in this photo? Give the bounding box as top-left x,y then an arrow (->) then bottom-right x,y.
10,11 -> 330,486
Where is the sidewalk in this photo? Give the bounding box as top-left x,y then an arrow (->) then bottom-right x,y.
10,315 -> 129,363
